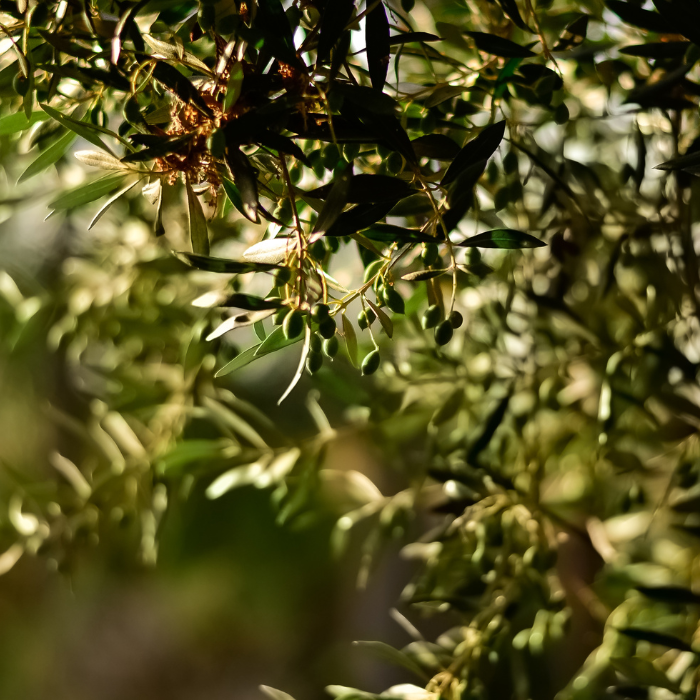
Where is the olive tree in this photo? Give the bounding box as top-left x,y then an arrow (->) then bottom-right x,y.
1,0 -> 700,698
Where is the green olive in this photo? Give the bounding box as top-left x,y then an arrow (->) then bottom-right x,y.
318,317 -> 336,339
311,303 -> 330,322
323,336 -> 339,358
309,333 -> 323,353
448,310 -> 464,329
361,349 -> 381,375
283,309 -> 304,339
306,351 -> 323,374
421,305 -> 441,330
434,320 -> 454,346
384,287 -> 405,314
357,309 -> 376,330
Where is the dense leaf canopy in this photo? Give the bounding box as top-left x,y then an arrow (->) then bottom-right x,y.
1,0 -> 700,698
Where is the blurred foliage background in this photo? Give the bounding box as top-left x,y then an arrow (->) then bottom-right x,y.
2,0 -> 700,699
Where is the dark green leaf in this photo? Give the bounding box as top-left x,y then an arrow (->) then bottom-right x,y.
313,163 -> 353,235
457,229 -> 546,248
325,200 -> 397,237
47,173 -> 130,211
317,0 -> 355,64
366,0 -> 390,91
441,159 -> 487,233
606,0 -> 673,32
495,0 -> 534,32
335,84 -> 398,115
152,62 -> 214,118
652,0 -> 700,45
465,31 -> 536,58
655,149 -> 700,172
256,0 -> 296,53
220,294 -> 284,311
255,325 -> 304,357
225,147 -> 259,222
18,130 -> 76,183
0,110 -> 49,135
255,130 -> 311,166
308,174 -> 415,203
186,177 -> 210,256
411,134 -> 460,161
620,42 -> 689,59
389,32 -> 441,45
364,224 -> 434,243
636,586 -> 700,605
617,628 -> 694,652
174,252 -> 280,273
441,121 -> 506,186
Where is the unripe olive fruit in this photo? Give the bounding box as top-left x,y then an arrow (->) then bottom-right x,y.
306,351 -> 323,374
13,74 -> 29,96
323,143 -> 341,169
421,242 -> 439,266
273,267 -> 292,286
361,349 -> 381,375
422,304 -> 441,330
387,152 -> 403,175
434,320 -> 454,346
283,309 -> 304,339
449,310 -> 464,328
311,303 -> 330,322
401,0 -> 415,10
323,335 -> 339,358
364,259 -> 384,283
198,4 -> 215,31
384,287 -> 405,314
318,317 -> 336,339
358,309 -> 376,329
326,236 -> 340,253
309,239 -> 326,261
309,333 -> 323,353
494,187 -> 510,212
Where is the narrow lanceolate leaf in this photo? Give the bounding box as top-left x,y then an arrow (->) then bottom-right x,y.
278,325 -> 311,405
495,0 -> 534,31
48,173 -> 129,211
652,0 -> 700,45
260,686 -> 297,700
441,159 -> 486,233
88,178 -> 141,230
225,147 -> 259,222
655,149 -> 700,172
342,314 -> 358,367
255,326 -> 304,357
317,0 -> 355,64
457,229 -> 546,248
243,238 -> 294,265
223,62 -> 244,112
366,298 -> 393,338
312,163 -> 353,238
308,174 -> 415,203
75,150 -> 137,171
174,252 -> 280,273
186,177 -> 210,256
442,121 -> 506,186
215,344 -> 263,377
220,294 -> 283,311
18,131 -> 76,183
40,104 -> 116,156
636,585 -> 700,605
606,0 -> 673,33
402,268 -> 448,282
364,224 -> 434,243
388,32 -> 441,45
153,62 -> 214,118
366,0 -> 390,92
617,628 -> 694,652
206,310 -> 277,341
465,31 -> 536,57
0,111 -> 50,135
